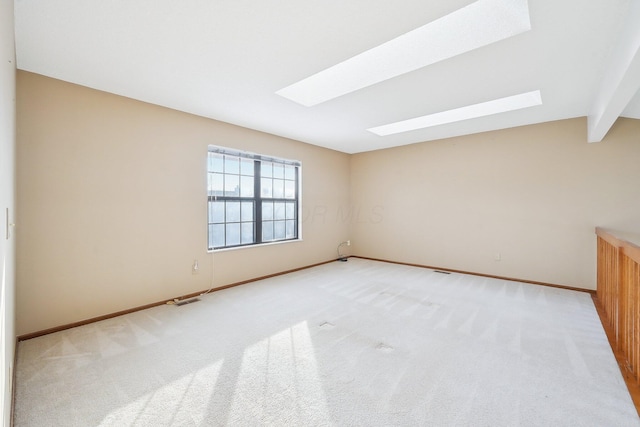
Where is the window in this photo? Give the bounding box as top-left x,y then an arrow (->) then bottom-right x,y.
207,146 -> 300,250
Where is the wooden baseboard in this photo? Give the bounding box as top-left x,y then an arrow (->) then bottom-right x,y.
16,256 -> 596,341
15,255 -> 635,420
17,259 -> 337,341
592,296 -> 640,417
351,256 -> 595,294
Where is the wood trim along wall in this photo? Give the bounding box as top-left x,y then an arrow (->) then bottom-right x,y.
17,255 -> 597,341
351,256 -> 596,295
16,253 -> 637,418
17,258 -> 338,341
592,294 -> 640,416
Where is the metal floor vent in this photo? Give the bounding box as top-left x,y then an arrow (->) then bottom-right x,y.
175,298 -> 201,306
433,270 -> 451,275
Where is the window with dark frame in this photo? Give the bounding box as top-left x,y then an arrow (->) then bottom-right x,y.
207,146 -> 300,250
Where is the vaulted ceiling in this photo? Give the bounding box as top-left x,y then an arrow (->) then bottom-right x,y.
14,0 -> 640,153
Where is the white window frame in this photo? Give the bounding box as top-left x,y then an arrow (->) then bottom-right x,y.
207,146 -> 301,251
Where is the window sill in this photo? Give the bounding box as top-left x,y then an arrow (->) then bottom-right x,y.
208,238 -> 303,253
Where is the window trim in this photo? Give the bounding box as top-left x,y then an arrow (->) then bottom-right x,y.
207,145 -> 302,251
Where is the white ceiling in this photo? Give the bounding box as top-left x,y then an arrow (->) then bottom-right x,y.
14,0 -> 640,154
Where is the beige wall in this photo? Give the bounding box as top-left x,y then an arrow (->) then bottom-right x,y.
0,0 -> 16,424
350,118 -> 640,289
16,70 -> 640,336
16,71 -> 351,336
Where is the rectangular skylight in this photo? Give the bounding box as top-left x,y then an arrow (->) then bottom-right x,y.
276,0 -> 531,107
367,90 -> 543,136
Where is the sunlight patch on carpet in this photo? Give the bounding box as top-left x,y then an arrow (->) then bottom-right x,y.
228,321 -> 331,425
98,360 -> 223,426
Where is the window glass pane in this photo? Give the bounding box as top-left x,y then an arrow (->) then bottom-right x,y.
226,223 -> 240,246
261,161 -> 273,178
240,176 -> 254,197
224,156 -> 239,174
284,165 -> 295,180
262,221 -> 274,241
211,224 -> 225,248
240,159 -> 254,176
241,222 -> 254,244
273,179 -> 284,198
209,153 -> 224,173
285,202 -> 295,219
274,202 -> 285,220
210,201 -> 225,223
225,174 -> 239,197
284,180 -> 295,199
273,163 -> 285,179
226,202 -> 240,222
286,220 -> 296,239
262,201 -> 273,220
241,202 -> 254,222
208,147 -> 300,250
210,173 -> 224,195
261,178 -> 272,198
274,221 -> 286,240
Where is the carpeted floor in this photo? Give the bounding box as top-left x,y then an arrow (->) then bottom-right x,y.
14,258 -> 640,426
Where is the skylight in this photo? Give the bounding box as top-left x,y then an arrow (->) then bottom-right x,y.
367,90 -> 543,136
276,0 -> 531,107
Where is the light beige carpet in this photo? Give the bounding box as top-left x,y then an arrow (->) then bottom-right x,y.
14,258 -> 640,426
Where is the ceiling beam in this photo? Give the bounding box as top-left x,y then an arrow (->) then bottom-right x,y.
587,1 -> 640,143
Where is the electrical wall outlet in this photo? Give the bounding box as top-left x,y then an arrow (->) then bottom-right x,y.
347,240 -> 351,246
192,259 -> 199,274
